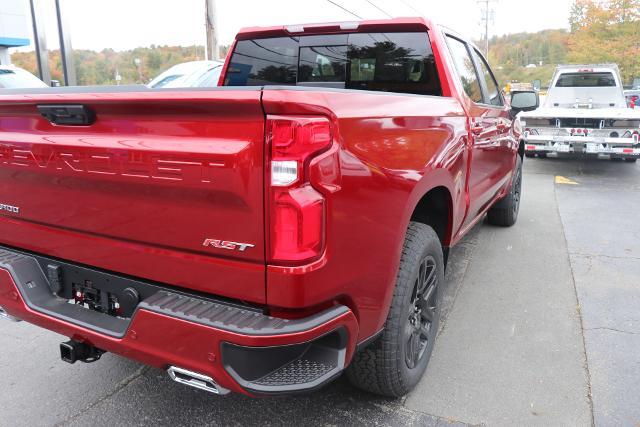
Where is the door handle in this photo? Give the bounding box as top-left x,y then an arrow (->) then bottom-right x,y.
38,104 -> 96,126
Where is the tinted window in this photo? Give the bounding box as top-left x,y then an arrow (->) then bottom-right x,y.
299,46 -> 347,82
445,37 -> 482,103
225,32 -> 441,96
555,72 -> 616,87
225,37 -> 298,85
346,33 -> 441,95
472,49 -> 503,106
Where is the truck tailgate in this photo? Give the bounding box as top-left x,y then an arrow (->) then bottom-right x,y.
0,89 -> 266,303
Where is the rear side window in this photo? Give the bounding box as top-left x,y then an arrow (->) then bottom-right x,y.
225,32 -> 441,96
445,36 -> 482,103
555,72 -> 616,87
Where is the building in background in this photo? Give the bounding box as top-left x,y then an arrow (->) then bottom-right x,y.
0,0 -> 30,65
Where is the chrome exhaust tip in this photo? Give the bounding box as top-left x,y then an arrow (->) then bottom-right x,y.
167,366 -> 229,395
0,306 -> 21,322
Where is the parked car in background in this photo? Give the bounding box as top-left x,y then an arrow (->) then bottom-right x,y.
520,64 -> 640,162
0,17 -> 533,399
148,60 -> 224,88
0,65 -> 48,89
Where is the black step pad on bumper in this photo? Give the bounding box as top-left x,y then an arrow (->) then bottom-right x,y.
140,291 -> 349,336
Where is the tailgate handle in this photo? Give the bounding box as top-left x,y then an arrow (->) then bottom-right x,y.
37,104 -> 96,126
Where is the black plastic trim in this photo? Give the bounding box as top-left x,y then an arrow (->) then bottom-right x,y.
355,328 -> 383,352
140,291 -> 349,336
0,248 -> 129,337
0,246 -> 350,339
221,328 -> 348,395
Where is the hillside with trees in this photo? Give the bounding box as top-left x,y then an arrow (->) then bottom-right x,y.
10,0 -> 639,88
488,0 -> 639,87
11,45 -> 228,86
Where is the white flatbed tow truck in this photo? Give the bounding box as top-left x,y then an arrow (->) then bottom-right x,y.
520,64 -> 640,162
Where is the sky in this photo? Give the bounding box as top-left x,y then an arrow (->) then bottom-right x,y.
17,0 -> 576,52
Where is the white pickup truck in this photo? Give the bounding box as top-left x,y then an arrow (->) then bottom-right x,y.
520,64 -> 640,162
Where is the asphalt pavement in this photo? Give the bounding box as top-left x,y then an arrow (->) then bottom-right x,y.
1,157 -> 638,426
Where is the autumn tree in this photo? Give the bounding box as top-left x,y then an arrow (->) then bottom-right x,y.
567,0 -> 640,83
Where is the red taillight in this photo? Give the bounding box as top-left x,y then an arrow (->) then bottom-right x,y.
267,116 -> 332,263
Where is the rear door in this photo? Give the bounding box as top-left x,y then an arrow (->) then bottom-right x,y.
0,88 -> 267,303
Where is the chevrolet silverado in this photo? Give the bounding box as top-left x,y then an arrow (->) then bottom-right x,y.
0,18 -> 533,397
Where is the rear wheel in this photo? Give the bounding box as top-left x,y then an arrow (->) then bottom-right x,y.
346,222 -> 442,397
625,158 -> 637,163
525,152 -> 535,158
537,152 -> 548,158
487,155 -> 522,227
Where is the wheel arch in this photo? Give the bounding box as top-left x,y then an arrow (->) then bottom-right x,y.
409,186 -> 454,265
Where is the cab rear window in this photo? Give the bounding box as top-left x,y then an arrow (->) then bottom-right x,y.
555,72 -> 616,87
224,32 -> 441,96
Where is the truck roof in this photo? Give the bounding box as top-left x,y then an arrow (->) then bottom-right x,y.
235,17 -> 436,40
554,64 -> 620,72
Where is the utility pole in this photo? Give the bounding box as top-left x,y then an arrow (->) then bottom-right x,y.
478,0 -> 496,56
205,0 -> 218,60
29,0 -> 51,85
55,0 -> 77,86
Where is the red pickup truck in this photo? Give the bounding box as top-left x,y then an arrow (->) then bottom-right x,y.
0,18 -> 535,397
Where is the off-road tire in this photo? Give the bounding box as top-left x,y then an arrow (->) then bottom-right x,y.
346,222 -> 443,397
487,155 -> 522,227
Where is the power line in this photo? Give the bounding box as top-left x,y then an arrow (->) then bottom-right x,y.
397,0 -> 423,15
364,0 -> 393,18
325,0 -> 363,19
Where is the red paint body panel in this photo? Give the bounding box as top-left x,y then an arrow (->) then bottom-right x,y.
0,90 -> 267,303
261,89 -> 469,336
0,17 -> 520,394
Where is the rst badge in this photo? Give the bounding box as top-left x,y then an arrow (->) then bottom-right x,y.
203,239 -> 254,252
0,203 -> 19,214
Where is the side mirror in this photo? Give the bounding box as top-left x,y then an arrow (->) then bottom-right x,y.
510,90 -> 539,117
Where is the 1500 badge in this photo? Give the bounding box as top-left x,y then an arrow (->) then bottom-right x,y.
0,203 -> 19,214
203,239 -> 254,252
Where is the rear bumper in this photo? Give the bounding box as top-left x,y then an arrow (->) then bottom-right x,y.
524,140 -> 640,157
524,132 -> 640,157
0,248 -> 358,396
